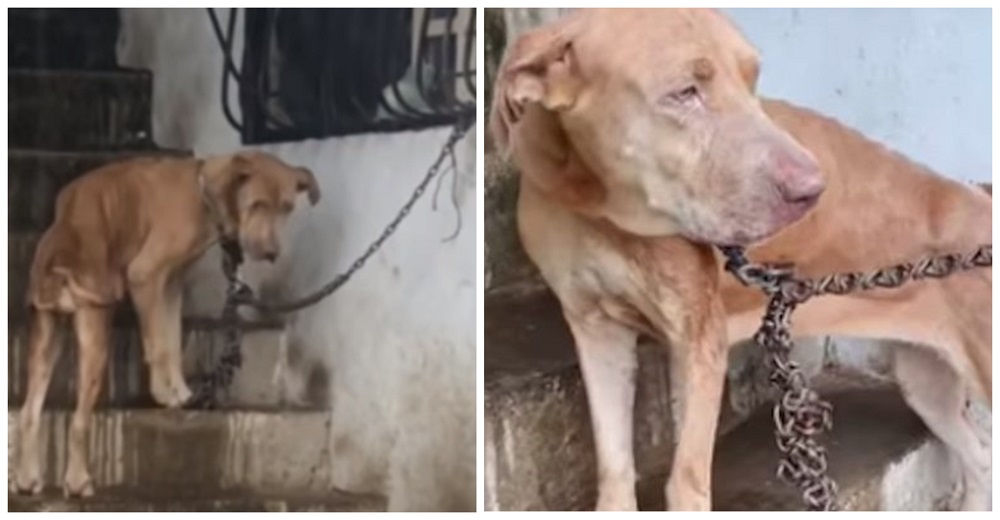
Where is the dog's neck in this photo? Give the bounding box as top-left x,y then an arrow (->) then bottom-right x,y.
195,159 -> 237,241
195,160 -> 243,263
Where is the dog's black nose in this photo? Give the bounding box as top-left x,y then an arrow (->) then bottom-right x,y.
264,253 -> 277,263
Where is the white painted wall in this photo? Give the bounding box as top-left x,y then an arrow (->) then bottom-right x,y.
724,8 -> 991,182
117,9 -> 475,511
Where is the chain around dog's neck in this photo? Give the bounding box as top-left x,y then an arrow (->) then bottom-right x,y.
195,159 -> 244,267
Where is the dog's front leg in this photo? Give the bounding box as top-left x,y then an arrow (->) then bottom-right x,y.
130,273 -> 191,407
161,278 -> 190,404
663,308 -> 727,511
565,311 -> 640,511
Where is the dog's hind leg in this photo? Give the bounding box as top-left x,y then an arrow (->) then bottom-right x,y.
564,311 -> 640,511
13,309 -> 62,495
895,347 -> 991,511
63,305 -> 110,498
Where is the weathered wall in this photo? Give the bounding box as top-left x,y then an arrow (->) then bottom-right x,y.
725,8 -> 991,183
117,8 -> 475,511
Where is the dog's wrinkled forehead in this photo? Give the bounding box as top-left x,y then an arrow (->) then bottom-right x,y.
241,153 -> 294,185
573,9 -> 759,93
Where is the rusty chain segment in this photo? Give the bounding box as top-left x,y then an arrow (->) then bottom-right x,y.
188,238 -> 252,409
718,243 -> 991,511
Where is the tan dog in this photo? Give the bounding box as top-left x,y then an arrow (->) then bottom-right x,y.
12,152 -> 320,497
491,9 -> 991,511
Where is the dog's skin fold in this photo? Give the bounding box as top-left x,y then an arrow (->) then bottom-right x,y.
13,152 -> 319,497
491,9 -> 991,511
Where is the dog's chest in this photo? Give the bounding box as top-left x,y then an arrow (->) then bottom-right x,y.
568,237 -> 688,339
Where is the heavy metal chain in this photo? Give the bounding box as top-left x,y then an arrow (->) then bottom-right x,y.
718,243 -> 991,511
237,115 -> 474,315
188,117 -> 474,409
188,239 -> 253,409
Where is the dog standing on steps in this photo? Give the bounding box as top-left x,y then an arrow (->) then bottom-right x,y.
12,152 -> 320,497
491,9 -> 991,511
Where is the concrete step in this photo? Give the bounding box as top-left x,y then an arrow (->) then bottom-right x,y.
9,69 -> 154,150
484,290 -> 749,510
484,290 -> 904,510
9,9 -> 121,71
6,409 -> 384,510
484,153 -> 543,293
9,149 -> 190,231
8,487 -> 384,512
635,390 -> 940,511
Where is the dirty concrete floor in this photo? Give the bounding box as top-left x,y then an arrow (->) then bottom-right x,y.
485,289 -> 575,379
7,487 -> 385,512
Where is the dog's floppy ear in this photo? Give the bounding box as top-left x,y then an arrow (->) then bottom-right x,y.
200,153 -> 255,232
490,22 -> 582,156
295,167 -> 321,205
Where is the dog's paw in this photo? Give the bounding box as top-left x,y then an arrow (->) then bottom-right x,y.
149,371 -> 174,406
11,470 -> 44,496
62,469 -> 94,499
172,382 -> 193,408
150,373 -> 193,408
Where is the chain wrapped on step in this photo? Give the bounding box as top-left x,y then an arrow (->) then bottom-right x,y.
717,243 -> 991,511
188,238 -> 252,410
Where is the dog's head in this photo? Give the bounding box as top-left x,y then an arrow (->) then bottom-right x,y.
205,151 -> 320,262
491,9 -> 824,245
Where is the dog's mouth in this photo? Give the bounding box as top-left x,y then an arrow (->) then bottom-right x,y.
245,248 -> 279,264
680,212 -> 783,249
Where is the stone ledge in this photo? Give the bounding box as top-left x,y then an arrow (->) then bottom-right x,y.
484,290 -> 903,510
484,153 -> 544,293
7,409 -> 339,495
636,390 -> 936,511
8,487 -> 385,512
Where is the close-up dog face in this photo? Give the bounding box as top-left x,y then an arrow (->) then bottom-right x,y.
494,9 -> 825,245
223,152 -> 321,262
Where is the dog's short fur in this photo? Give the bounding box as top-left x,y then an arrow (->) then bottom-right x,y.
12,152 -> 320,497
491,9 -> 991,511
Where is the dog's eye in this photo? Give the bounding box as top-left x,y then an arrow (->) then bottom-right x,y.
250,200 -> 268,212
661,85 -> 700,106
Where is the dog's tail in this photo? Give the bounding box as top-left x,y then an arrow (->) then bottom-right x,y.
27,225 -> 124,310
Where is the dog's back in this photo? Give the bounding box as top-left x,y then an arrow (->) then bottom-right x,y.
26,158 -> 163,310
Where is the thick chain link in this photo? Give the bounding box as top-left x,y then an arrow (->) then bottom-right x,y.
237,116 -> 474,315
187,117 -> 474,409
718,243 -> 991,511
188,239 -> 251,409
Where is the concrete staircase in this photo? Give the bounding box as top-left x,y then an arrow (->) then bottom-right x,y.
483,152 -> 963,511
7,45 -> 382,510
